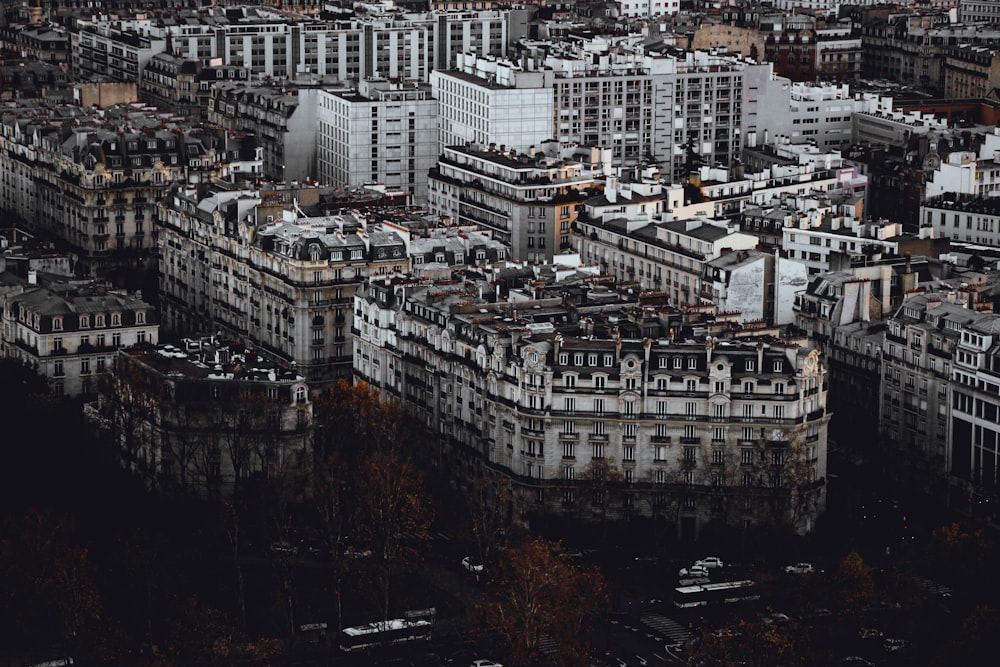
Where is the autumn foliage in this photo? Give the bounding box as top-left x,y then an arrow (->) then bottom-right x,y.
468,537 -> 607,667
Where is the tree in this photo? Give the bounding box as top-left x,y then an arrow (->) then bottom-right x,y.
0,508 -> 103,655
581,457 -> 625,542
466,473 -> 516,568
306,446 -> 351,633
932,605 -> 1000,666
687,613 -> 805,667
352,448 -> 435,621
314,379 -> 408,459
101,354 -> 163,487
831,551 -> 875,618
468,536 -> 607,667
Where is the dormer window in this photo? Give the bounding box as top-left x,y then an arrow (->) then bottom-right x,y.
136,311 -> 146,324
52,317 -> 63,331
111,313 -> 121,326
79,315 -> 89,329
773,361 -> 783,372
95,314 -> 106,327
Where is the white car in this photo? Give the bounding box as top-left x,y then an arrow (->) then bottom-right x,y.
695,556 -> 724,569
784,562 -> 815,575
471,660 -> 503,667
462,556 -> 485,574
678,564 -> 710,578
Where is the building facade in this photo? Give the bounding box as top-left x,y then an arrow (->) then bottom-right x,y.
96,339 -> 312,497
427,144 -> 600,264
157,183 -> 409,386
354,277 -> 830,536
317,79 -> 439,205
1,280 -> 158,398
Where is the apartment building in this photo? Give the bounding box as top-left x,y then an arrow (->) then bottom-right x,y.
922,194 -> 1000,246
71,16 -> 167,81
97,338 -> 312,497
574,210 -> 759,306
427,144 -> 601,264
701,249 -> 809,325
943,44 -> 1000,99
354,276 -> 830,536
880,292 -> 992,491
0,101 -> 261,278
157,183 -> 409,386
1,280 -> 158,398
71,7 -> 520,83
206,82 -> 328,184
752,83 -> 876,151
430,53 -> 555,154
925,129 -> 1000,200
317,79 -> 439,205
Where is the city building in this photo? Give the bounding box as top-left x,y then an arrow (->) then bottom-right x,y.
317,78 -> 439,205
206,81 -> 330,184
924,129 -> 1000,200
157,182 -> 410,386
427,143 -> 602,264
701,249 -> 809,325
354,275 -> 830,536
880,289 -> 996,495
0,101 -> 262,278
430,53 -> 556,154
1,279 -> 158,398
574,210 -> 760,306
95,338 -> 312,497
922,193 -> 1000,247
70,7 -> 523,83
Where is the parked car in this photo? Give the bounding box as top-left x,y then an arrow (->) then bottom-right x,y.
840,657 -> 874,667
269,542 -> 298,556
462,556 -> 485,574
470,660 -> 503,667
679,564 -> 710,578
883,637 -> 907,653
784,562 -> 815,575
695,556 -> 724,569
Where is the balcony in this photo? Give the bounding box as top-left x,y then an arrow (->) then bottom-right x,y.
680,437 -> 700,445
589,432 -> 609,441
651,435 -> 672,443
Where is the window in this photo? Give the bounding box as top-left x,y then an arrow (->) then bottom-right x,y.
592,442 -> 605,459
741,448 -> 753,464
563,441 -> 575,458
688,357 -> 697,369
623,445 -> 635,461
563,466 -> 575,480
774,382 -> 785,395
685,402 -> 697,417
565,375 -> 576,388
654,445 -> 667,461
686,379 -> 697,392
111,313 -> 121,326
53,360 -> 64,377
79,316 -> 89,329
684,446 -> 697,463
594,398 -> 604,414
564,397 -> 576,412
80,358 -> 91,375
593,421 -> 606,435
52,317 -> 63,331
713,449 -> 725,464
595,376 -> 606,389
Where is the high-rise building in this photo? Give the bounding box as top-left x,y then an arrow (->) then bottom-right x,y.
317,79 -> 439,205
